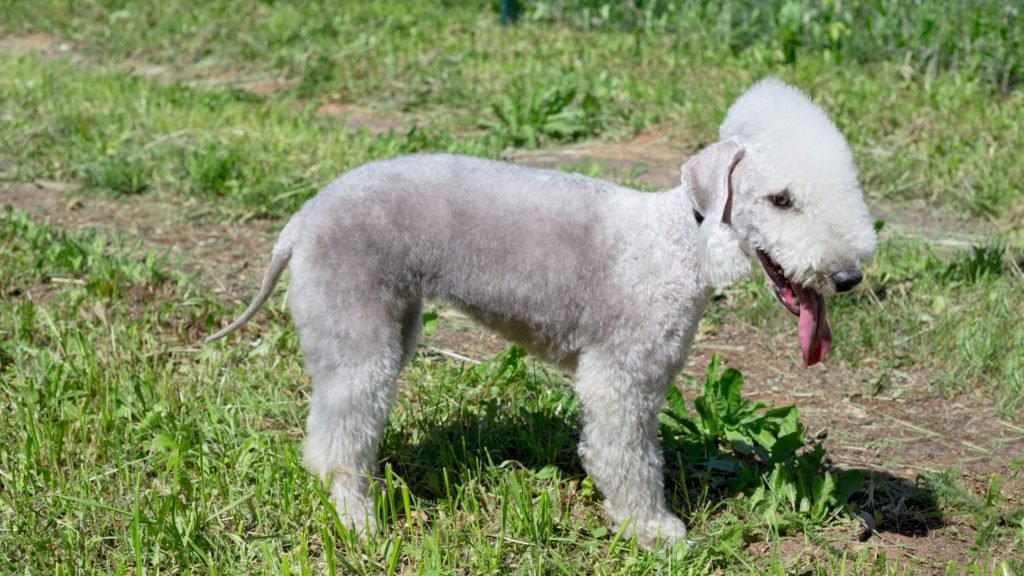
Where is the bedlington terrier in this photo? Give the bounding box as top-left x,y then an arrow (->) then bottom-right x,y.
206,78 -> 876,549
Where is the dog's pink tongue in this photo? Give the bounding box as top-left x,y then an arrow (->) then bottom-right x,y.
792,284 -> 831,367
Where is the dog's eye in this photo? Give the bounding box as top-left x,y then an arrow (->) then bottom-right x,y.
768,191 -> 793,209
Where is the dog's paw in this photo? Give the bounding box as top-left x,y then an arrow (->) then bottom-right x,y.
328,479 -> 378,539
333,504 -> 377,538
622,513 -> 688,551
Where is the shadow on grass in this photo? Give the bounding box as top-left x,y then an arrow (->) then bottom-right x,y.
850,469 -> 944,537
382,402 -> 944,540
381,399 -> 585,500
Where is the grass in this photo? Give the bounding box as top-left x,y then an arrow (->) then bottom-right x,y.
528,0 -> 1023,94
0,56 -> 504,218
0,0 -> 1022,573
1,2 -> 1023,221
0,210 -> 836,572
1,208 -> 1020,573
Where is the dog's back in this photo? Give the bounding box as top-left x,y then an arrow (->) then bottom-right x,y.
285,154 -> 678,363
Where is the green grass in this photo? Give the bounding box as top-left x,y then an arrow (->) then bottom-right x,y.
6,208 -> 1021,574
1,2 -> 1023,222
0,56 -> 504,218
526,0 -> 1023,94
1,0 -> 1023,573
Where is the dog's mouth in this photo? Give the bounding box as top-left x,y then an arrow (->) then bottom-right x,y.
756,248 -> 832,367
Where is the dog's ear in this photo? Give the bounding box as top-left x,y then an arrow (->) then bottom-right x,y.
681,140 -> 745,224
683,140 -> 751,289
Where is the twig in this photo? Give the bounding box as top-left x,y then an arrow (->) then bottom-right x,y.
893,324 -> 935,346
869,532 -> 930,563
850,402 -> 940,438
691,343 -> 745,352
419,345 -> 482,365
1009,253 -> 1024,280
997,420 -> 1024,434
960,441 -> 991,454
866,283 -> 886,313
86,456 -> 151,483
500,536 -> 534,547
140,129 -> 190,151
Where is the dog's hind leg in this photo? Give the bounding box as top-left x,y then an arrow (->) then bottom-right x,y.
574,350 -> 687,549
291,285 -> 414,537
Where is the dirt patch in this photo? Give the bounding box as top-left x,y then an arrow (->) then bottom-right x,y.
746,523 -> 1018,572
511,125 -> 695,189
420,307 -> 510,363
0,182 -> 277,298
0,33 -> 68,55
874,198 -> 1008,253
684,319 -> 1023,476
314,101 -> 410,136
687,317 -> 1023,568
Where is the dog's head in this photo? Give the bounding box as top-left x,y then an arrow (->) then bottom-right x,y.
682,78 -> 876,367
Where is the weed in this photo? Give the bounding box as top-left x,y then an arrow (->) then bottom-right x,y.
661,355 -> 863,527
83,155 -> 150,195
484,80 -> 603,148
942,244 -> 1006,284
183,142 -> 246,198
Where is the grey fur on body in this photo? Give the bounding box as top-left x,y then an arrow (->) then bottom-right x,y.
206,78 -> 877,550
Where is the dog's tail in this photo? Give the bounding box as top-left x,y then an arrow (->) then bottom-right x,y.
204,245 -> 293,343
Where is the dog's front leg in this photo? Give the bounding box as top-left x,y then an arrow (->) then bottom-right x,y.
574,352 -> 687,550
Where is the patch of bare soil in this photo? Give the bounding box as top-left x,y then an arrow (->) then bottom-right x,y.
0,182 -> 277,298
419,307 -> 509,362
747,521 -> 1019,573
511,125 -> 697,190
686,320 -> 1023,476
313,101 -> 410,136
0,32 -> 296,96
0,33 -> 68,56
689,319 -> 1023,569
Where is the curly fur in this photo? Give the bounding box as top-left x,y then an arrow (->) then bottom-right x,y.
206,78 -> 876,551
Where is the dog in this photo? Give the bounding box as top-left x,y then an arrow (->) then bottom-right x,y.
206,78 -> 877,549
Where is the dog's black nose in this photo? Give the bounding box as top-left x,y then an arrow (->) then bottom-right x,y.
832,269 -> 863,293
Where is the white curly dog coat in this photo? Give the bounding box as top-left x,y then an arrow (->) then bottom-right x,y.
207,78 -> 876,548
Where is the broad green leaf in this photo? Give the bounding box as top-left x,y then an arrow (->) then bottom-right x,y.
720,368 -> 745,417
833,471 -> 865,506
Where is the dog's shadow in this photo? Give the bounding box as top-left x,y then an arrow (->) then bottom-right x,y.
665,455 -> 943,540
840,468 -> 944,537
381,396 -> 586,499
381,396 -> 942,540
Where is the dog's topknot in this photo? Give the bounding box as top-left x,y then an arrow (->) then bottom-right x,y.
719,77 -> 858,193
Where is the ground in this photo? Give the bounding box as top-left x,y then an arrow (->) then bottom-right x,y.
1,5 -> 1022,574
3,150 -> 1020,569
